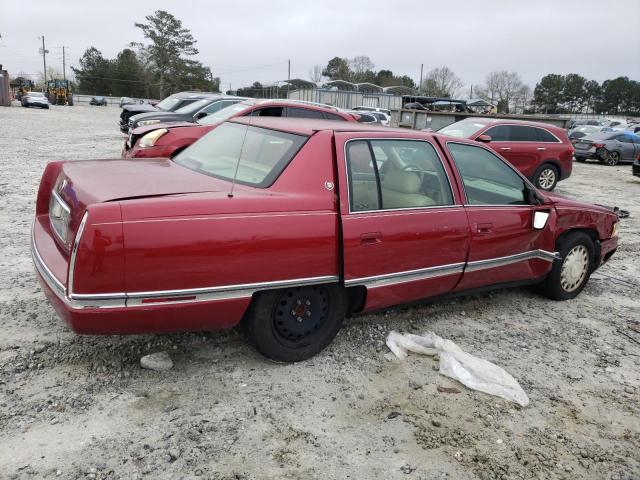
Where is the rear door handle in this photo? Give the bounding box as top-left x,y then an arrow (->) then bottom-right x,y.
500,147 -> 511,151
537,147 -> 546,151
476,223 -> 493,234
360,232 -> 382,245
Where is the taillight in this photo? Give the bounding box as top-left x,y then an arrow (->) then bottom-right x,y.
594,143 -> 605,148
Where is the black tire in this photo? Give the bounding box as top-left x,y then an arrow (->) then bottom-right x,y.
575,156 -> 586,163
605,151 -> 620,166
242,283 -> 347,362
540,231 -> 595,300
533,163 -> 559,191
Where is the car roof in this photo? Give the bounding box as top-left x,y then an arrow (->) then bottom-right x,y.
229,116 -> 441,137
462,117 -> 563,131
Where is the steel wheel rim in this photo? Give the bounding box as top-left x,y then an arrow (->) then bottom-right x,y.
607,152 -> 619,166
538,168 -> 556,190
273,286 -> 328,345
560,245 -> 589,292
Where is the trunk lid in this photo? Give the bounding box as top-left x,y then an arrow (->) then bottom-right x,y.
57,158 -> 226,226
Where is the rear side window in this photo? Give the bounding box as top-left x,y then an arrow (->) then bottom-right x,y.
484,125 -> 510,141
616,135 -> 632,143
249,107 -> 284,117
287,107 -> 325,119
346,140 -> 453,212
447,143 -> 527,206
509,126 -> 538,142
536,128 -> 559,142
324,112 -> 347,121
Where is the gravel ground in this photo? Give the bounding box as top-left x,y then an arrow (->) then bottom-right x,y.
0,104 -> 639,480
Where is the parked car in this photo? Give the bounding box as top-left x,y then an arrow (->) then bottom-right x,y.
573,132 -> 640,165
371,111 -> 391,126
21,91 -> 49,109
126,95 -> 245,132
89,96 -> 108,106
352,105 -> 392,116
119,91 -> 217,133
439,118 -> 574,191
32,117 -> 619,362
568,125 -> 602,141
122,99 -> 359,158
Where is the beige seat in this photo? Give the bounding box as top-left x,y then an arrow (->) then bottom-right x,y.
381,169 -> 435,209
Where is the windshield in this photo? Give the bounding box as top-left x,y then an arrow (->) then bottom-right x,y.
439,120 -> 488,138
155,94 -> 184,111
175,98 -> 213,115
197,101 -> 255,125
173,123 -> 307,187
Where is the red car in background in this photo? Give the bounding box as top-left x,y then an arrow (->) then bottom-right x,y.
34,118 -> 618,362
122,99 -> 360,159
439,118 -> 574,191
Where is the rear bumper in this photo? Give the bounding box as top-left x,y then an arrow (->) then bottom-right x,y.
32,220 -> 250,335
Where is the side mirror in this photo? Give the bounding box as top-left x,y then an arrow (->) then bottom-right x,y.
476,134 -> 492,143
533,211 -> 550,230
525,185 -> 545,206
195,111 -> 208,119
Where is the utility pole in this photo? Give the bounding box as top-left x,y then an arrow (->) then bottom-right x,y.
38,36 -> 48,91
62,46 -> 67,81
470,85 -> 473,99
419,64 -> 423,93
287,59 -> 291,82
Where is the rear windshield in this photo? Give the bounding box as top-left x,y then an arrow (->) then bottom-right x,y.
439,120 -> 488,138
29,92 -> 44,97
155,94 -> 183,111
173,123 -> 308,188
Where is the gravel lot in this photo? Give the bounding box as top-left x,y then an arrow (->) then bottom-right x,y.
1,104 -> 639,480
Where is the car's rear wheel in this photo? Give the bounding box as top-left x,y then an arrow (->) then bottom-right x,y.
242,284 -> 347,362
540,231 -> 594,300
533,164 -> 559,191
605,151 -> 620,166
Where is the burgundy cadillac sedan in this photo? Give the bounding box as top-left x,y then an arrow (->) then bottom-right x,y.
33,118 -> 618,361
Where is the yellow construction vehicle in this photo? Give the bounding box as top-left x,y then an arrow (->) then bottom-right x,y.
47,79 -> 73,105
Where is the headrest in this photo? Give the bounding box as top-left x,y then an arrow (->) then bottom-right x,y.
383,169 -> 422,194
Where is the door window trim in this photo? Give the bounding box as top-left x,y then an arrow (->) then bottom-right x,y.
343,137 -> 459,214
480,123 -> 562,143
445,140 -> 537,208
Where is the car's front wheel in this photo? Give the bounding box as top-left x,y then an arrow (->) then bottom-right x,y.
242,284 -> 347,362
534,164 -> 559,191
540,231 -> 595,300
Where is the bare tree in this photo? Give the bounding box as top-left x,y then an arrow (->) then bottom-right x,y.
349,55 -> 375,75
308,64 -> 323,83
421,66 -> 463,97
479,71 -> 524,113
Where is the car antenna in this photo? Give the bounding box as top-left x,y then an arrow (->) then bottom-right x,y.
228,110 -> 254,198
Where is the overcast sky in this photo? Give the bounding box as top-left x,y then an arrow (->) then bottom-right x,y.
1,0 -> 639,94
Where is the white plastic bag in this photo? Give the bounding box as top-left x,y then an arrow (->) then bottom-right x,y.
386,331 -> 529,407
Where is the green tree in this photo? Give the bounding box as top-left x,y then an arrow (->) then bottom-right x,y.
322,57 -> 351,81
134,10 -> 199,97
562,74 -> 587,112
533,74 -> 565,113
72,47 -> 112,95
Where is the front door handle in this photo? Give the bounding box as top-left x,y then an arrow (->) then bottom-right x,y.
500,147 -> 511,151
476,223 -> 493,234
360,232 -> 382,245
537,147 -> 546,151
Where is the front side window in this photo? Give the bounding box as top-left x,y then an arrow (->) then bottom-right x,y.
484,125 -> 510,141
439,119 -> 488,138
198,101 -> 255,125
173,123 -> 307,188
447,143 -> 527,206
346,140 -> 454,212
